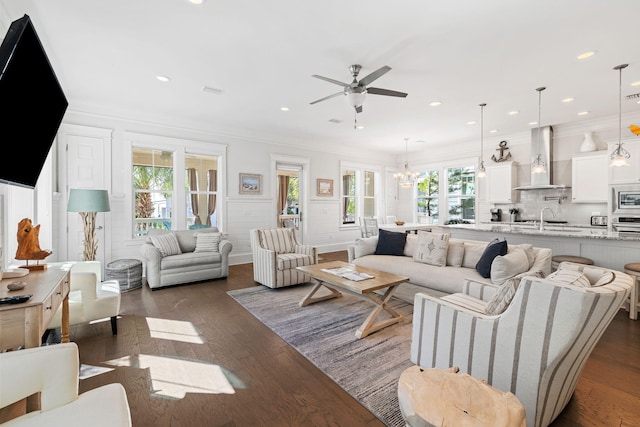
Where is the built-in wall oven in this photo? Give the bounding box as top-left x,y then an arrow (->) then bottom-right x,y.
611,184 -> 640,232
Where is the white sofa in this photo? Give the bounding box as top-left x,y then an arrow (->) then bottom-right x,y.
140,227 -> 232,289
347,233 -> 552,301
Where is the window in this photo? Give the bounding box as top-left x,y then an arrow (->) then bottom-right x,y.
133,148 -> 174,236
185,154 -> 219,229
415,164 -> 475,224
341,164 -> 379,225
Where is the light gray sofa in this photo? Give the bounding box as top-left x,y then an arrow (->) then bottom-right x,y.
347,233 -> 551,302
140,228 -> 232,290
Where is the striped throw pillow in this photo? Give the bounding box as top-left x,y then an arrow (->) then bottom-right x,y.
259,228 -> 295,254
194,232 -> 221,252
546,269 -> 591,288
150,233 -> 182,257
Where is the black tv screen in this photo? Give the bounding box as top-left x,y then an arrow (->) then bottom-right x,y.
0,14 -> 68,189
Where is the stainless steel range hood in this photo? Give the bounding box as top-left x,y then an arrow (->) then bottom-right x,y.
514,126 -> 570,190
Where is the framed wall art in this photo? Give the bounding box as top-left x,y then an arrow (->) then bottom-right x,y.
239,173 -> 262,195
317,178 -> 333,197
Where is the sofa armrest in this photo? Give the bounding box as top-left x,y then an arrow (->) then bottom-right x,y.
253,245 -> 277,287
347,245 -> 356,263
219,239 -> 233,276
294,244 -> 318,263
462,278 -> 500,301
140,243 -> 162,288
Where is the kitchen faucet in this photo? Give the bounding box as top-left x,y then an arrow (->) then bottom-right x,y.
540,207 -> 555,231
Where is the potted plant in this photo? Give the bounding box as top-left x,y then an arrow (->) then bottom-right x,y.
509,208 -> 520,223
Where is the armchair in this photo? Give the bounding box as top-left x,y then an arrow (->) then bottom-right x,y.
0,342 -> 131,426
48,261 -> 121,336
250,228 -> 318,288
407,263 -> 633,427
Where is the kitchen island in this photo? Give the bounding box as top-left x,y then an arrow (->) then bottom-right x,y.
437,222 -> 640,271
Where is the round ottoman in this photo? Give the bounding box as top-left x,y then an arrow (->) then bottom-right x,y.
551,255 -> 594,271
105,259 -> 143,292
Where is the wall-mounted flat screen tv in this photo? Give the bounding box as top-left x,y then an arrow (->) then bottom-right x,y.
0,14 -> 68,189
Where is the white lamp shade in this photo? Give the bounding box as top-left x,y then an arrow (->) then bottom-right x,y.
67,189 -> 111,213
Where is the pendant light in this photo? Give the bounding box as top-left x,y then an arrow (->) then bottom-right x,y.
394,138 -> 419,189
610,64 -> 630,167
477,103 -> 487,178
531,87 -> 547,174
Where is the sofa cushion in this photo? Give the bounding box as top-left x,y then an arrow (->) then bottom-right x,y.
475,239 -> 508,278
414,232 -> 449,267
354,236 -> 378,258
260,228 -> 295,254
490,248 -> 529,285
194,232 -> 221,252
176,227 -> 218,252
404,234 -> 419,257
374,229 -> 407,256
160,251 -> 222,269
509,243 -> 535,268
276,253 -> 315,270
446,242 -> 464,267
546,269 -> 591,288
150,233 -> 182,257
462,242 -> 487,268
441,293 -> 487,313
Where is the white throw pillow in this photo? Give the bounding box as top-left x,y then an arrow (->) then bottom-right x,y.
461,243 -> 487,269
446,242 -> 464,267
403,234 -> 419,257
582,266 -> 615,287
413,232 -> 449,267
194,232 -> 221,252
490,248 -> 530,285
150,233 -> 182,257
508,243 -> 535,268
546,269 -> 591,288
354,236 -> 378,258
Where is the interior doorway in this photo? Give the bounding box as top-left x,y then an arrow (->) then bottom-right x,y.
272,155 -> 309,244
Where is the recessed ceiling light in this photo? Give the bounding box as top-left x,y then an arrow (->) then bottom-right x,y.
466,120 -> 477,125
280,107 -> 289,111
156,75 -> 170,82
508,110 -> 519,115
528,121 -> 538,126
489,129 -> 498,133
562,97 -> 575,103
632,81 -> 640,87
356,125 -> 365,130
578,111 -> 590,116
429,101 -> 442,107
186,0 -> 205,4
577,51 -> 596,60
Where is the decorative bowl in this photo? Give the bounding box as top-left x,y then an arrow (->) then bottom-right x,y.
395,221 -> 405,226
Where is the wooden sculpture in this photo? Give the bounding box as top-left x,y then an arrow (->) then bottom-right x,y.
15,218 -> 52,269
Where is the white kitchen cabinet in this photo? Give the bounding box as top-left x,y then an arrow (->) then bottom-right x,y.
609,139 -> 640,184
486,161 -> 516,203
572,151 -> 608,203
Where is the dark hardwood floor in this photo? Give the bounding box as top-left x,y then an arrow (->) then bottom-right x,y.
70,251 -> 640,427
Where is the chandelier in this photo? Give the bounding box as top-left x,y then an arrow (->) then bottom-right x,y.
477,103 -> 487,178
610,64 -> 630,167
532,87 -> 547,174
394,138 -> 419,189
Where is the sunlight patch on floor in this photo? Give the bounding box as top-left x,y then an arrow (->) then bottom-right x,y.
146,317 -> 204,344
106,354 -> 235,398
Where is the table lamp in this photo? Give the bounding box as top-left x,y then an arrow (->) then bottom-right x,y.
67,189 -> 110,261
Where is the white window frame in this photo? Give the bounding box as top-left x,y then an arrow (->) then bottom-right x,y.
340,161 -> 382,229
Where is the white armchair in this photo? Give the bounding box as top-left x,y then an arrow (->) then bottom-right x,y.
250,228 -> 318,288
0,342 -> 131,426
48,261 -> 121,336
406,263 -> 633,427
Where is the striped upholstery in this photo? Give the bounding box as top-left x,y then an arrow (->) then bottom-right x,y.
409,262 -> 633,427
250,228 -> 318,288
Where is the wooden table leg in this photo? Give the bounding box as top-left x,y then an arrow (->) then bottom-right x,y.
299,280 -> 343,307
356,285 -> 403,338
60,294 -> 70,344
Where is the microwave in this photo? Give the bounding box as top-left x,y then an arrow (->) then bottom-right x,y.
612,185 -> 640,215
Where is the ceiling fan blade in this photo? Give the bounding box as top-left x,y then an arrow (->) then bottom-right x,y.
367,87 -> 408,98
355,105 -> 363,114
311,74 -> 350,88
310,91 -> 344,105
358,65 -> 391,87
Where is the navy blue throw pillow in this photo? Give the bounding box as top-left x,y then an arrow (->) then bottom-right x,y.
374,229 -> 407,256
475,238 -> 508,278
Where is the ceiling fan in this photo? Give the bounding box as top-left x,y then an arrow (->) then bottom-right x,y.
310,64 -> 408,113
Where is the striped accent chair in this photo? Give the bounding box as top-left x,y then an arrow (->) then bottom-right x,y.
250,228 -> 318,288
408,262 -> 633,427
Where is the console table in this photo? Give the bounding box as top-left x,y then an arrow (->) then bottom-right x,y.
0,266 -> 70,351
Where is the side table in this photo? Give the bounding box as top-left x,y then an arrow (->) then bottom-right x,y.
105,259 -> 143,292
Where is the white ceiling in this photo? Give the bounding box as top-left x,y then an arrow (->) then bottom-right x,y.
3,0 -> 640,155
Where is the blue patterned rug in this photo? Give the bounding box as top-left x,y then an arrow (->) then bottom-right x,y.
228,283 -> 414,427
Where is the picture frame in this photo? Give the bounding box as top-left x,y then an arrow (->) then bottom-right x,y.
317,178 -> 333,197
239,173 -> 262,195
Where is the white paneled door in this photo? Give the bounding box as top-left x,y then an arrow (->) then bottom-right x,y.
60,124 -> 112,265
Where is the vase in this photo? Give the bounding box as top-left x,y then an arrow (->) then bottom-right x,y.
579,132 -> 597,152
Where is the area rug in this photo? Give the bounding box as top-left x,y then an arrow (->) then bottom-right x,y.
227,284 -> 414,427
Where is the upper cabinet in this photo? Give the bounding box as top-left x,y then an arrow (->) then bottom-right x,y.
486,161 -> 516,203
609,139 -> 640,184
571,151 -> 608,203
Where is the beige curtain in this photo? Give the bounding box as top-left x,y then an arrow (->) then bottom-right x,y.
278,175 -> 289,219
206,169 -> 217,226
188,168 -> 201,224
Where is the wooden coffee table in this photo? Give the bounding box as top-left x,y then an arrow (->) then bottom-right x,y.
296,261 -> 409,338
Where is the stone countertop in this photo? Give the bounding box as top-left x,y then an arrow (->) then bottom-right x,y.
442,222 -> 640,241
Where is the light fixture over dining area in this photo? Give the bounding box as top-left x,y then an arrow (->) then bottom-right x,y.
610,63 -> 630,167
394,138 -> 420,189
